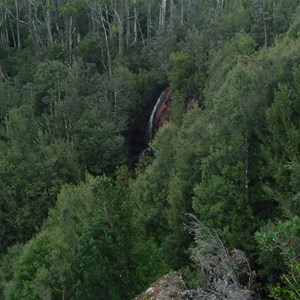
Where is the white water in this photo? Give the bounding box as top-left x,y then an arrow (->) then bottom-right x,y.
147,90 -> 166,142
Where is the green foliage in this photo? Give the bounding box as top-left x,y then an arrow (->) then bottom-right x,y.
221,0 -> 250,40
75,109 -> 127,175
260,66 -> 300,217
256,216 -> 300,289
269,262 -> 300,300
0,104 -> 48,253
33,60 -> 68,116
0,100 -> 83,256
2,1 -> 300,298
180,263 -> 205,290
164,175 -> 189,268
2,172 -> 167,299
0,244 -> 23,298
40,44 -> 69,62
170,90 -> 185,125
256,216 -> 300,262
77,33 -> 103,66
130,123 -> 178,244
206,33 -> 256,101
131,106 -> 208,269
74,66 -> 141,175
4,230 -> 73,300
168,52 -> 194,92
287,6 -> 300,38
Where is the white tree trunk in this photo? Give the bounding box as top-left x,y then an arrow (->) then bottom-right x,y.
147,0 -> 152,48
125,0 -> 130,50
14,0 -> 21,49
159,0 -> 167,31
44,0 -> 53,45
100,6 -> 112,76
133,0 -> 137,42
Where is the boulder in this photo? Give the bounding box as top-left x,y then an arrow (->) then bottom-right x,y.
134,272 -> 186,300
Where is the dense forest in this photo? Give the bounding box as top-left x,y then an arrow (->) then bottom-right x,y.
0,0 -> 300,299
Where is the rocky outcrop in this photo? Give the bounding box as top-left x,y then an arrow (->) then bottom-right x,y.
134,250 -> 258,300
134,272 -> 186,300
182,247 -> 258,300
183,288 -> 256,300
183,221 -> 259,300
134,263 -> 257,300
134,221 -> 259,300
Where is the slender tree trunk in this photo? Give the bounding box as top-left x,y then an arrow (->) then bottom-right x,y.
9,18 -> 17,48
105,5 -> 112,37
217,0 -> 225,8
3,0 -> 28,48
187,0 -> 191,24
119,0 -> 125,55
133,0 -> 138,42
245,133 -> 249,198
52,0 -> 64,44
170,0 -> 176,25
87,0 -> 92,32
125,0 -> 130,50
272,0 -> 277,38
15,0 -> 21,49
262,0 -> 268,47
87,0 -> 100,33
180,0 -> 184,26
100,7 -> 112,76
113,0 -> 125,55
0,64 -> 5,82
5,7 -> 9,41
1,0 -> 9,42
159,0 -> 167,31
137,16 -> 145,45
147,0 -> 152,48
27,2 -> 34,50
33,7 -> 41,54
44,0 -> 53,45
68,14 -> 73,63
89,0 -> 95,32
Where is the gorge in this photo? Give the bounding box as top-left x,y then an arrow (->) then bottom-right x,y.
129,87 -> 172,161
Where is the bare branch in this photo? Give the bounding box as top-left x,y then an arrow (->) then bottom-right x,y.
4,6 -> 28,25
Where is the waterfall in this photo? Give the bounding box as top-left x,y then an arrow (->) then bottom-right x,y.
136,89 -> 167,158
129,87 -> 170,163
147,89 -> 166,142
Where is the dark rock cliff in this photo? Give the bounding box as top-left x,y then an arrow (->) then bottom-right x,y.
151,88 -> 172,139
128,88 -> 172,163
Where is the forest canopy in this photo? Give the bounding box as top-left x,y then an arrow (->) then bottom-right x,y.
0,0 -> 300,299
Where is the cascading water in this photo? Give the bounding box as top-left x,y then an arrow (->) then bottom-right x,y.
136,89 -> 167,157
129,88 -> 169,163
147,89 -> 167,143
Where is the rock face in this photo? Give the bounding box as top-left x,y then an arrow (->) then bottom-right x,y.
128,88 -> 172,163
183,288 -> 256,300
134,248 -> 259,300
134,272 -> 186,300
129,87 -> 199,162
151,88 -> 172,138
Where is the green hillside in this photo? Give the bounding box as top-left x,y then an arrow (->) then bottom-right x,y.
0,0 -> 300,299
